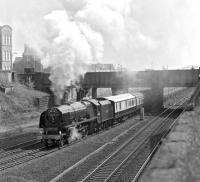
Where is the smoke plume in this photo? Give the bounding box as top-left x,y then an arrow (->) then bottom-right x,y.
41,5 -> 105,98
2,0 -> 200,97
41,0 -> 147,97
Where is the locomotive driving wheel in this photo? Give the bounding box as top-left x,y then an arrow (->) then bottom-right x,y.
44,139 -> 49,148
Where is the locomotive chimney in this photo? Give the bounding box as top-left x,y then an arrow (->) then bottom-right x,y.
54,94 -> 62,106
61,89 -> 69,104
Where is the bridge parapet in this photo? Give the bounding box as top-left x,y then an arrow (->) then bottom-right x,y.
83,69 -> 200,88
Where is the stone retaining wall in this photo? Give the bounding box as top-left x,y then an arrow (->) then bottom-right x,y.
140,107 -> 200,182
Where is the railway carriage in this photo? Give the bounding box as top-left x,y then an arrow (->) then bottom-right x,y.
134,92 -> 144,109
104,93 -> 143,121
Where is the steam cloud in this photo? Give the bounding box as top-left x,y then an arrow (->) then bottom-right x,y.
2,0 -> 200,97
68,127 -> 82,143
42,10 -> 102,98
41,0 -> 156,97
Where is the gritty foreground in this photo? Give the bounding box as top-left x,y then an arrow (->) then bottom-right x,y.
141,105 -> 200,182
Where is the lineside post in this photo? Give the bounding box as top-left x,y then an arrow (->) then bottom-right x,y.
140,107 -> 144,120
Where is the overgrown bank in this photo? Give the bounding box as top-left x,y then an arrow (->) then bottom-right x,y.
0,82 -> 47,129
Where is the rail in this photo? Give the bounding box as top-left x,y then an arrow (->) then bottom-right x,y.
79,97 -> 188,182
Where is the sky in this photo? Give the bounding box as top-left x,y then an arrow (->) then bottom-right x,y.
0,0 -> 62,57
1,0 -> 200,70
1,0 -> 200,96
0,0 -> 200,95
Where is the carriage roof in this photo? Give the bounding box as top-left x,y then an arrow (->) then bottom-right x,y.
104,93 -> 135,102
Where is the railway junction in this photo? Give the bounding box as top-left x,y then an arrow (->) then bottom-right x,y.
0,69 -> 200,182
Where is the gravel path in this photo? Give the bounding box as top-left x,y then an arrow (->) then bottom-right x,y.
0,115 -> 153,182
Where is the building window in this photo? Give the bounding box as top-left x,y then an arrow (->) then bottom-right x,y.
2,35 -> 5,45
5,34 -> 7,45
7,35 -> 9,45
4,51 -> 6,61
9,36 -> 11,45
6,51 -> 8,61
8,51 -> 10,61
2,51 -> 5,61
7,51 -> 9,61
5,35 -> 7,45
8,35 -> 10,45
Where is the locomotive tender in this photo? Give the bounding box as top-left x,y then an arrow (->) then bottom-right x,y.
39,93 -> 144,147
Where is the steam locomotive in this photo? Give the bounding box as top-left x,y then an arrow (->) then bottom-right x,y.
39,93 -> 144,147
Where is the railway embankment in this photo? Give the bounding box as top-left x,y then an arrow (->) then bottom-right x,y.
0,82 -> 47,138
141,105 -> 200,182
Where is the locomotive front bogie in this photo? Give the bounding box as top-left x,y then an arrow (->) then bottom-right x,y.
41,127 -> 69,147
42,128 -> 64,140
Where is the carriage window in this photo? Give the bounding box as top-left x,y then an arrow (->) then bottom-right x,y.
119,102 -> 121,110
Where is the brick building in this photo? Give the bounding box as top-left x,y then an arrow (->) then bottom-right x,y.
0,25 -> 12,71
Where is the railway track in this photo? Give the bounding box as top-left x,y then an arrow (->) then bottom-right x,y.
0,139 -> 40,159
0,114 -> 144,172
0,93 -> 191,174
0,139 -> 43,171
164,87 -> 195,108
130,109 -> 185,182
76,97 -> 188,182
